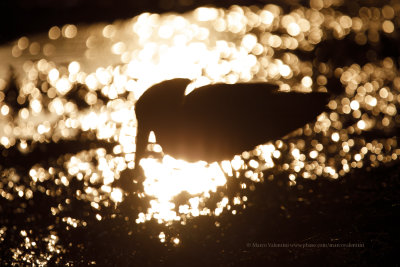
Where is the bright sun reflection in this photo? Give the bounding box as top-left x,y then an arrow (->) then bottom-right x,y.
141,156 -> 226,199
137,155 -> 226,224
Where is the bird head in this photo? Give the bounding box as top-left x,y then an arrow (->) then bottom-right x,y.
135,78 -> 191,121
133,78 -> 192,179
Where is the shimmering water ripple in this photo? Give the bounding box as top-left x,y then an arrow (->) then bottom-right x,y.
0,1 -> 400,263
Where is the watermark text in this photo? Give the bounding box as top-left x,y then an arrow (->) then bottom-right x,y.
246,242 -> 365,248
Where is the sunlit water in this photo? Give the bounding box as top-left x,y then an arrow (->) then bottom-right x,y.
1,1 -> 400,264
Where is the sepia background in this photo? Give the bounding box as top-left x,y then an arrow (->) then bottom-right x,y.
0,0 -> 399,265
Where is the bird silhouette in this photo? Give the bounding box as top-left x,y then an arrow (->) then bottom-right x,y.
134,78 -> 329,174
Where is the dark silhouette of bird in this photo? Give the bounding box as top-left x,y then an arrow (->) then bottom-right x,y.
134,78 -> 329,175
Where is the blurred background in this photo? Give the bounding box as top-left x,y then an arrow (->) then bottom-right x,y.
0,0 -> 302,44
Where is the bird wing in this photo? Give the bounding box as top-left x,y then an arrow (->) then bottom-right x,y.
183,82 -> 280,130
181,82 -> 280,153
182,82 -> 328,154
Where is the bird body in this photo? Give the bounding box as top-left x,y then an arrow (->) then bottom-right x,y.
134,78 -> 329,170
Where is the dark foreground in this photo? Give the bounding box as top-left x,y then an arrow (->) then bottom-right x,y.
0,161 -> 398,266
